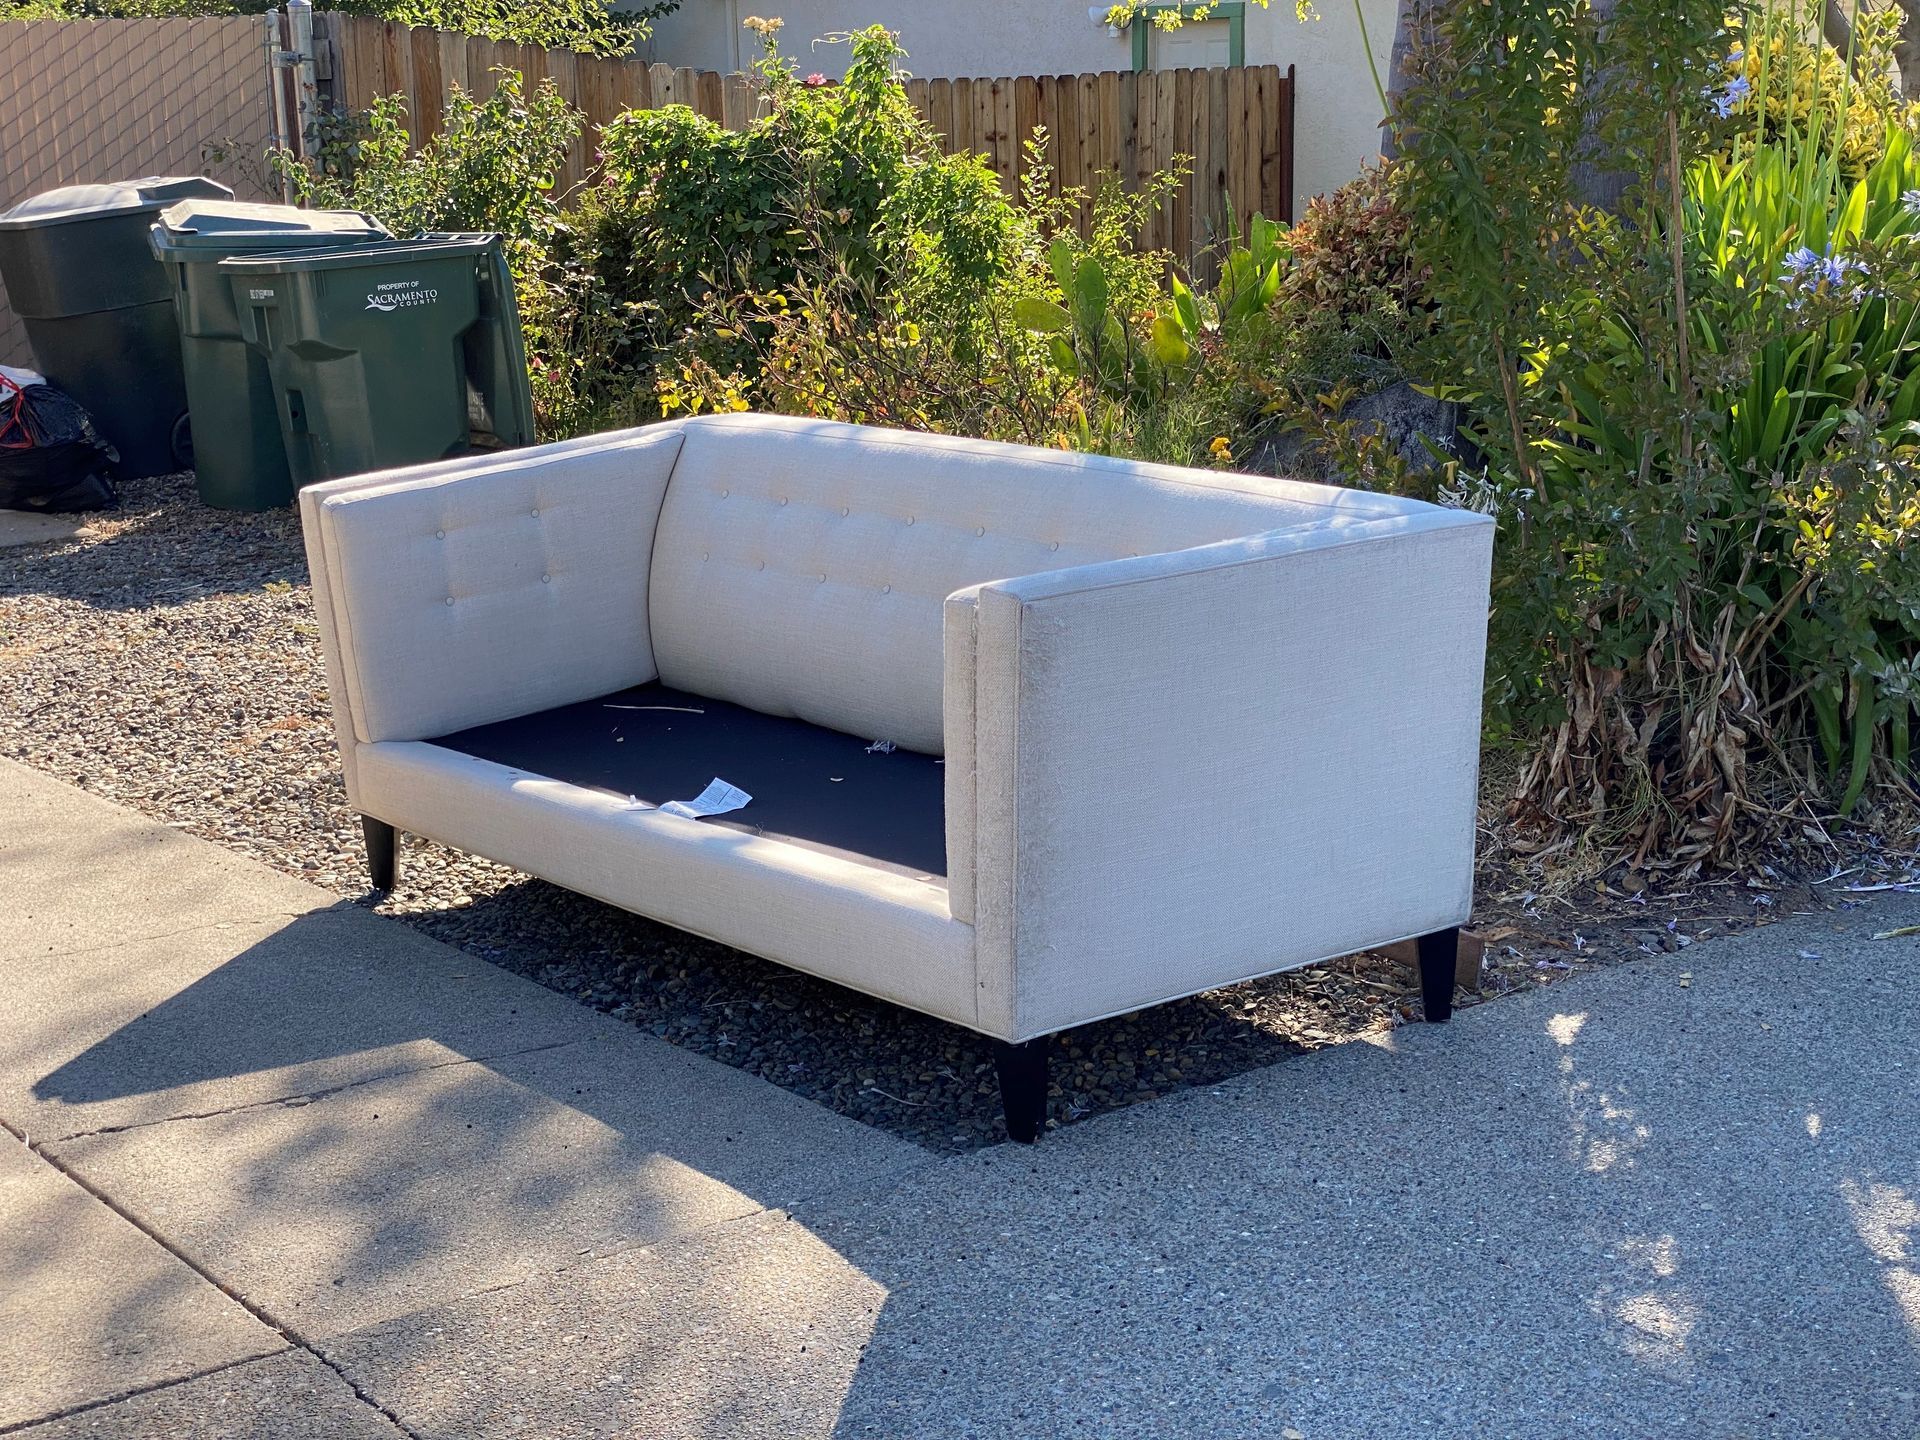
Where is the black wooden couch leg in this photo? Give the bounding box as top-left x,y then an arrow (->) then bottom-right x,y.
1418,926 -> 1458,1023
362,816 -> 397,894
994,1036 -> 1051,1144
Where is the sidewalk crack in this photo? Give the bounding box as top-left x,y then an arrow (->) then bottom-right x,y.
0,1122 -> 423,1439
37,1039 -> 584,1146
16,907 -> 332,967
0,1351 -> 289,1436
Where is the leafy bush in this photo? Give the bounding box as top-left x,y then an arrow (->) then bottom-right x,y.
1396,0 -> 1919,866
1715,5 -> 1915,182
0,0 -> 664,52
587,23 -> 1041,428
328,0 -> 664,56
1206,162 -> 1429,460
655,139 -> 1057,441
280,70 -> 579,241
1267,162 -> 1425,390
683,166 -> 1299,467
1278,163 -> 1420,327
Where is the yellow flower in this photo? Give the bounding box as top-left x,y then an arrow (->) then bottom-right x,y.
1209,435 -> 1233,460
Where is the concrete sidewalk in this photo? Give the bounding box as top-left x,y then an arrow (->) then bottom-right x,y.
2,756 -> 1916,1437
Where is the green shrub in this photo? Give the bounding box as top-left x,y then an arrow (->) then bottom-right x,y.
684,152 -> 1287,467
578,23 -> 961,396
584,105 -> 797,383
656,141 -> 1058,441
1394,0 -> 1919,864
584,23 -> 1047,429
1716,4 -> 1915,183
0,0 -> 663,52
1267,162 -> 1425,392
280,71 -> 579,241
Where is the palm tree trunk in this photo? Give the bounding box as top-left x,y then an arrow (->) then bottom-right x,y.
1896,0 -> 1920,94
1822,0 -> 1855,58
1380,0 -> 1434,158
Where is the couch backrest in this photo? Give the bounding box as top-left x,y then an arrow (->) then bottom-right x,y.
647,414 -> 1413,754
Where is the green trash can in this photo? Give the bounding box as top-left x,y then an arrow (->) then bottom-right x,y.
422,232 -> 538,464
149,199 -> 389,510
0,176 -> 230,478
219,233 -> 535,487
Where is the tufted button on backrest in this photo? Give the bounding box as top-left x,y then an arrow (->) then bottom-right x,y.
648,415 -> 1407,755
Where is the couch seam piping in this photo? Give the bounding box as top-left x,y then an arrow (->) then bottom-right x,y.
679,414 -> 1419,516
1008,517 -> 1487,609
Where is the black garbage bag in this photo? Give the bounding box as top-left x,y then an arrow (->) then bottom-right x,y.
0,372 -> 118,512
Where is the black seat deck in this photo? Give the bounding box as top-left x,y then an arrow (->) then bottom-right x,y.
427,681 -> 948,880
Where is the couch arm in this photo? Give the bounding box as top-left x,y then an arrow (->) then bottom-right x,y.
299,424 -> 688,801
964,509 -> 1494,1041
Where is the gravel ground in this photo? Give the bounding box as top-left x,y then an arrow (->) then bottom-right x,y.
3,473 -> 1906,1151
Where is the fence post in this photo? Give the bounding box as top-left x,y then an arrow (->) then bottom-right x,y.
287,0 -> 319,158
263,10 -> 287,195
264,3 -> 320,198
311,11 -> 343,119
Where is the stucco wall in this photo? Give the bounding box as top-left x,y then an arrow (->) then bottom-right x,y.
633,0 -> 1392,215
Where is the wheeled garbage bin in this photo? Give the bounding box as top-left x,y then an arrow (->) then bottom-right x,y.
0,176 -> 231,477
149,199 -> 389,510
219,232 -> 535,486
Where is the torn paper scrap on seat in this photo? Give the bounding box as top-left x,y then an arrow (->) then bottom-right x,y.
658,778 -> 752,820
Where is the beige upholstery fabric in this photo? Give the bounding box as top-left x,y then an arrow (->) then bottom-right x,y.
966,511 -> 1495,1040
355,741 -> 976,1024
941,587 -> 982,925
648,414 -> 1414,755
302,414 -> 1497,1043
304,426 -> 686,743
299,479 -> 367,805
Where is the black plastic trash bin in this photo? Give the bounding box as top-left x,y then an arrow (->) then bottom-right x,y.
0,176 -> 231,478
220,233 -> 535,486
150,199 -> 389,511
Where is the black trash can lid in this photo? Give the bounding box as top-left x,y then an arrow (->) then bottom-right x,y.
151,199 -> 390,255
0,176 -> 232,231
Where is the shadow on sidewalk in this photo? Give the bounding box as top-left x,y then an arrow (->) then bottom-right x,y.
21,901 -> 1920,1437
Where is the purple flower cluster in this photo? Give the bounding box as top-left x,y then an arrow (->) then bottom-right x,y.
1781,246 -> 1868,302
1711,74 -> 1751,119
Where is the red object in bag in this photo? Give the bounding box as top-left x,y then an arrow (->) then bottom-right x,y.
0,371 -> 32,451
0,369 -> 119,511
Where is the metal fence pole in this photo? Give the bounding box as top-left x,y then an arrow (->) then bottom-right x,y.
263,9 -> 288,198
287,0 -> 319,159
264,4 -> 318,201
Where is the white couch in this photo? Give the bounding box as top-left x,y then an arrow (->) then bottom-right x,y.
300,413 -> 1495,1140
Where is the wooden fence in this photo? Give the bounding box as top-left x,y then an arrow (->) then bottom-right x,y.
316,14 -> 1295,268
0,16 -> 275,363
